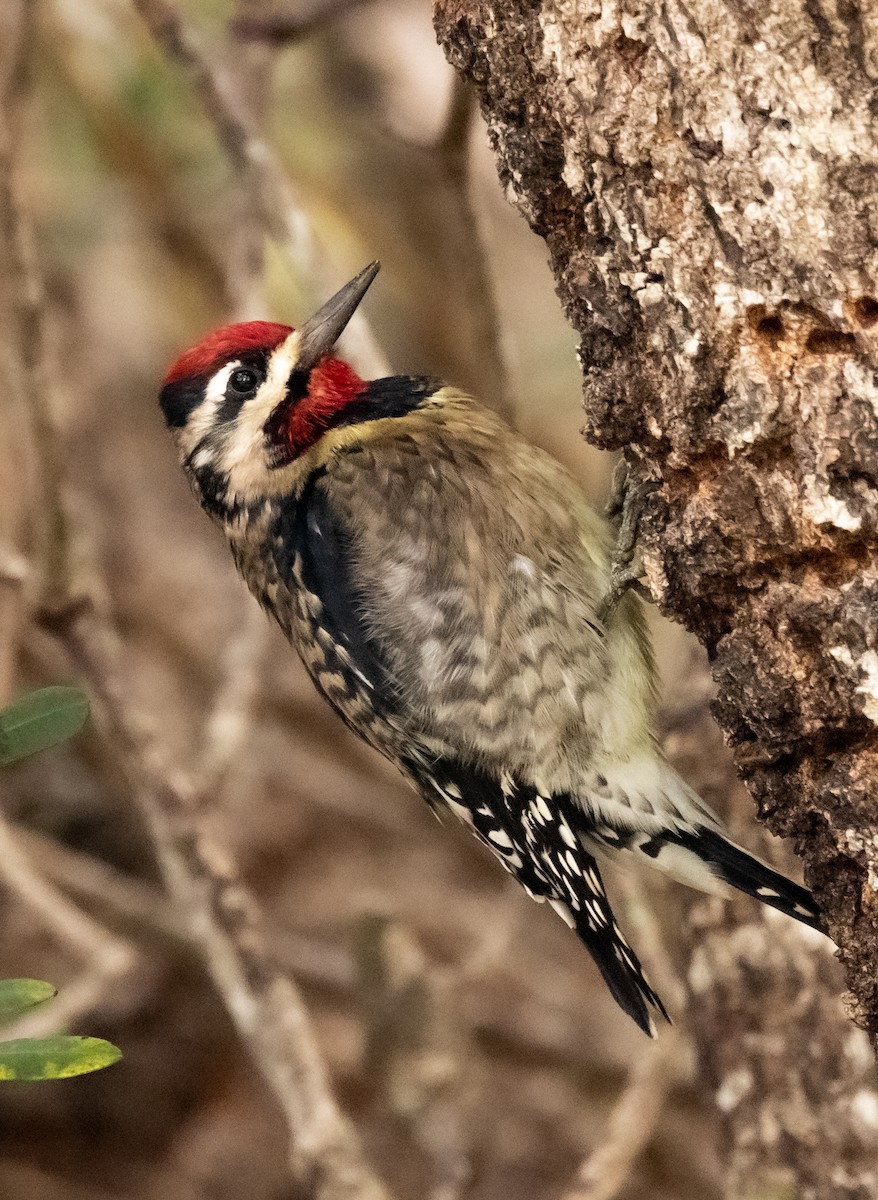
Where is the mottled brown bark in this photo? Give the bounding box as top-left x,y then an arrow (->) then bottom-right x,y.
435,0 -> 878,1191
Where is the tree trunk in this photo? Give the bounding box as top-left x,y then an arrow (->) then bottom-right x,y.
435,0 -> 878,1192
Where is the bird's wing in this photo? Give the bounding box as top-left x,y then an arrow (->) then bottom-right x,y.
405,755 -> 669,1035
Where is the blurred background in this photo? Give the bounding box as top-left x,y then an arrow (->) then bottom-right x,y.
0,1 -> 846,1197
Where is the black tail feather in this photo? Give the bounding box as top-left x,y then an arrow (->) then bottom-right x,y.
570,896 -> 670,1036
677,825 -> 822,930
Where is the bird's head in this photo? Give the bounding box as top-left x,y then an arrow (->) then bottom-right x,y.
159,262 -> 381,514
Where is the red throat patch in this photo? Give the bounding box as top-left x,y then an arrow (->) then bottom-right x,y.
163,321 -> 293,386
281,357 -> 367,458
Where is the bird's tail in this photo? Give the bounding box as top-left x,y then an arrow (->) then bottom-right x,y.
583,760 -> 823,931
656,823 -> 822,929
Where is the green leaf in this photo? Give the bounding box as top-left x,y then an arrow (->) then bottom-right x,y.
0,1036 -> 121,1081
0,687 -> 89,767
0,979 -> 57,1022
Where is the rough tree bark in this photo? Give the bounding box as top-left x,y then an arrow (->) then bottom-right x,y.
434,0 -> 878,1193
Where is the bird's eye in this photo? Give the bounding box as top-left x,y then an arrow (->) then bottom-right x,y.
229,368 -> 260,395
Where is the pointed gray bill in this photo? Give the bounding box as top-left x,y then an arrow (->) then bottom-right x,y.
295,261 -> 381,372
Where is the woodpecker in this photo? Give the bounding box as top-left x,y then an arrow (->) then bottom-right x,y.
159,262 -> 822,1034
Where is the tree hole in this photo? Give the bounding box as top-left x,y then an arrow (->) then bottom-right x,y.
852,296 -> 878,328
804,328 -> 857,355
747,307 -> 784,347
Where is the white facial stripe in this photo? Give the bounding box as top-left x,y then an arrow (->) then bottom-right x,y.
215,330 -> 306,502
268,329 -> 301,388
219,336 -> 298,475
177,362 -> 234,457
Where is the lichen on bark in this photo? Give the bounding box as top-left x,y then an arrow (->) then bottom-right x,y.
435,0 -> 878,1191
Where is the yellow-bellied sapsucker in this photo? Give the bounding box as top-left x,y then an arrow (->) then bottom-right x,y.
159,262 -> 822,1034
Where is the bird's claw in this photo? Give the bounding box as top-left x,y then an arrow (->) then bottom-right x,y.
598,461 -> 658,624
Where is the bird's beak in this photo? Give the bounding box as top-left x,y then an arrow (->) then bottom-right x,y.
295,261 -> 380,372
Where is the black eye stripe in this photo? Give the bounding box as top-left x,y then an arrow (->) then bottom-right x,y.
264,367 -> 313,450
159,353 -> 269,432
160,374 -> 209,429
286,368 -> 311,403
216,357 -> 266,422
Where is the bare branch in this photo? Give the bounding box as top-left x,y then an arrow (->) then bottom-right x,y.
560,1030 -> 681,1200
130,0 -> 388,376
355,914 -> 472,1200
0,2 -> 68,606
557,832 -> 688,1200
0,812 -> 126,960
0,813 -> 138,1039
231,0 -> 373,46
50,607 -> 395,1200
18,822 -> 642,1088
0,542 -> 28,586
196,596 -> 270,794
386,73 -> 512,420
433,75 -> 510,421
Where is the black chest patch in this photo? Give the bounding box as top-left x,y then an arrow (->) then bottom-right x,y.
270,468 -> 400,733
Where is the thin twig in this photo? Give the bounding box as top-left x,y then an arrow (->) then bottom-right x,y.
0,813 -> 138,1039
46,28 -> 234,310
559,1029 -> 681,1200
0,813 -> 126,959
131,0 -> 388,377
559,826 -> 690,1200
0,541 -> 28,586
195,2 -> 275,794
52,608 -> 394,1200
232,0 -> 372,46
0,4 -> 69,606
15,824 -> 188,946
433,75 -> 511,420
17,822 -> 638,1085
356,914 -> 472,1200
196,596 -> 270,795
222,0 -> 274,322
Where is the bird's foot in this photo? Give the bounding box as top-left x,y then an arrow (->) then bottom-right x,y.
598,461 -> 658,625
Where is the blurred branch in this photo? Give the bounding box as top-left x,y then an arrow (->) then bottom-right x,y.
0,542 -> 28,586
196,596 -> 270,795
130,0 -> 388,375
560,1030 -> 681,1200
18,821 -> 633,1086
558,847 -> 688,1200
195,2 -> 275,797
0,813 -> 138,1040
434,73 -> 474,182
356,914 -> 472,1200
222,0 -> 275,321
232,0 -> 373,46
4,16 -> 394,1199
50,610 -> 395,1200
442,79 -> 510,419
415,74 -> 510,420
48,34 -> 234,310
0,2 -> 68,607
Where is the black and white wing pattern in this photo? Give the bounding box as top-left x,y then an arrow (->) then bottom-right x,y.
406,756 -> 669,1036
